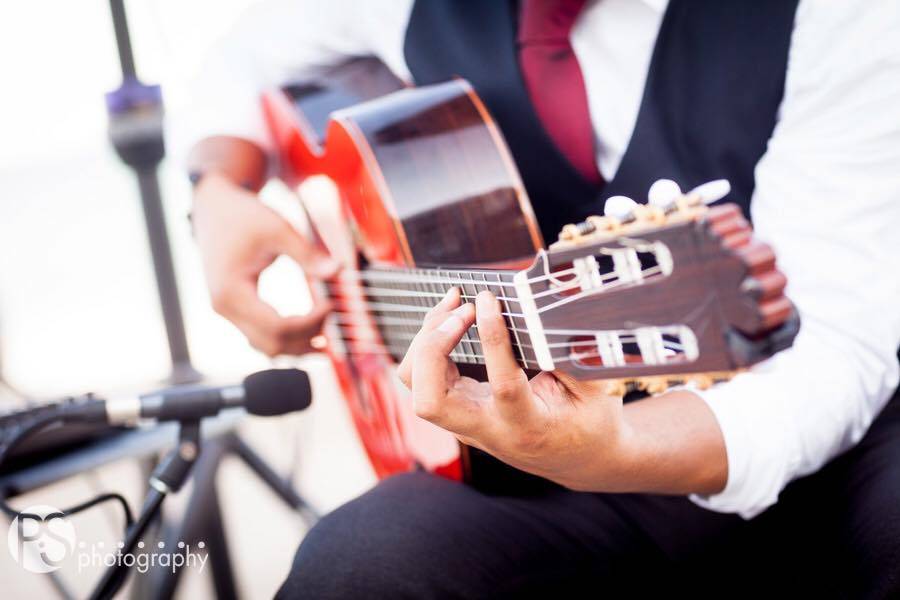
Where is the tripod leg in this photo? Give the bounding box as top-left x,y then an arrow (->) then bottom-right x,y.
147,438 -> 237,600
146,433 -> 318,599
203,485 -> 239,600
228,433 -> 320,525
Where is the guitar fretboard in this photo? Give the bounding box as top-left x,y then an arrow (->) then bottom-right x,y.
357,266 -> 540,370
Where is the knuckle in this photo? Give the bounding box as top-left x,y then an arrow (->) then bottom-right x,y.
251,338 -> 280,358
414,400 -> 440,421
271,321 -> 295,343
397,366 -> 412,389
479,326 -> 507,348
209,287 -> 232,315
423,305 -> 447,328
421,332 -> 447,354
491,375 -> 524,399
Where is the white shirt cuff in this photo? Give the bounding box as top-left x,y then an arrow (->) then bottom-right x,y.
687,373 -> 798,519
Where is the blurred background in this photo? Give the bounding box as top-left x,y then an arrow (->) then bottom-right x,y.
0,1 -> 373,597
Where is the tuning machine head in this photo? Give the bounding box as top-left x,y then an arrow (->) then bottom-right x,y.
648,178 -> 732,214
553,179 -> 733,247
554,196 -> 667,248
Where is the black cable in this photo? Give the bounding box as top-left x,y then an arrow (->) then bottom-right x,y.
0,413 -> 134,528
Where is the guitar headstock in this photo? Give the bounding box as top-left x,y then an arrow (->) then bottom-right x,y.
513,180 -> 799,393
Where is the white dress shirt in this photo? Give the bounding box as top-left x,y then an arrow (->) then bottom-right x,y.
173,0 -> 900,518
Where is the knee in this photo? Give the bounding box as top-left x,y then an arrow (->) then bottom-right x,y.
276,473 -> 453,599
277,503 -> 386,599
847,464 -> 900,596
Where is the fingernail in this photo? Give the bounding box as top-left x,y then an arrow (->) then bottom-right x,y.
438,314 -> 464,333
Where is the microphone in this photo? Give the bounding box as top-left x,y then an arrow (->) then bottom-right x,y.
60,369 -> 311,426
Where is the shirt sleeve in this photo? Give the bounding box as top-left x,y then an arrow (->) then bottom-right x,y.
166,0 -> 413,164
689,0 -> 900,518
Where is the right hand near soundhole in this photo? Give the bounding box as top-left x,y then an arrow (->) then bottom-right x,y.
192,173 -> 339,356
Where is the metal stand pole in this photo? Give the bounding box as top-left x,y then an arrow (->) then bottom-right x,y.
140,432 -> 320,600
105,0 -> 200,384
90,421 -> 202,600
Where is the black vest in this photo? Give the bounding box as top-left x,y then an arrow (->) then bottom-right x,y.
404,0 -> 799,243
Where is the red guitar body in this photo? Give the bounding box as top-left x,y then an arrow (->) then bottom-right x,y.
262,59 -> 544,481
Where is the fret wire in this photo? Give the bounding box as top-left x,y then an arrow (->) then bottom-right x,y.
411,270 -> 421,353
396,273 -> 409,355
390,281 -> 404,356
458,270 -> 476,364
471,272 -> 488,367
410,268 -> 420,346
495,271 -> 530,369
412,268 -> 425,352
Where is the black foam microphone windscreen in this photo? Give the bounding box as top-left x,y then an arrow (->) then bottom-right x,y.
242,369 -> 312,417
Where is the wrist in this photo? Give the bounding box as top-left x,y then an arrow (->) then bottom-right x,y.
556,408 -> 645,494
593,416 -> 650,492
187,136 -> 269,193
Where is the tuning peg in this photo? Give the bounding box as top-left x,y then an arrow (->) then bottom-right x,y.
647,179 -> 682,209
689,179 -> 731,204
603,195 -> 638,221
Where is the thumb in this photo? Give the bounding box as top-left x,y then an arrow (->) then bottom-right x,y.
428,303 -> 476,355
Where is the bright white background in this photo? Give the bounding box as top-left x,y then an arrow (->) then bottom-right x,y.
0,1 -> 372,597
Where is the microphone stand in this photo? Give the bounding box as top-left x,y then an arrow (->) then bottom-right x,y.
85,420 -> 320,600
97,6 -> 321,597
91,421 -> 201,600
105,0 -> 200,385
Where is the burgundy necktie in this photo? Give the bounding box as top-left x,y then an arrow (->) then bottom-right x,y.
518,0 -> 603,185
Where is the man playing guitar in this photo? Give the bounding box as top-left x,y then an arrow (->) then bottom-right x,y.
179,1 -> 900,597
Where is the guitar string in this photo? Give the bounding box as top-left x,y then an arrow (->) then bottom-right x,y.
323,264 -> 664,308
313,265 -> 680,364
324,276 -> 581,302
324,270 -> 606,301
331,324 -> 683,351
321,272 -> 650,319
329,309 -> 685,341
329,319 -> 686,358
331,266 -> 580,286
331,325 -> 658,348
334,339 -> 684,367
329,303 -> 685,336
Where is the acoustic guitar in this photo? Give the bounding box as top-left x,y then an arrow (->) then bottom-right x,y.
261,58 -> 799,484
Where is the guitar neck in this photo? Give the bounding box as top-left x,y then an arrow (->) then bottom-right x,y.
350,265 -> 541,370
